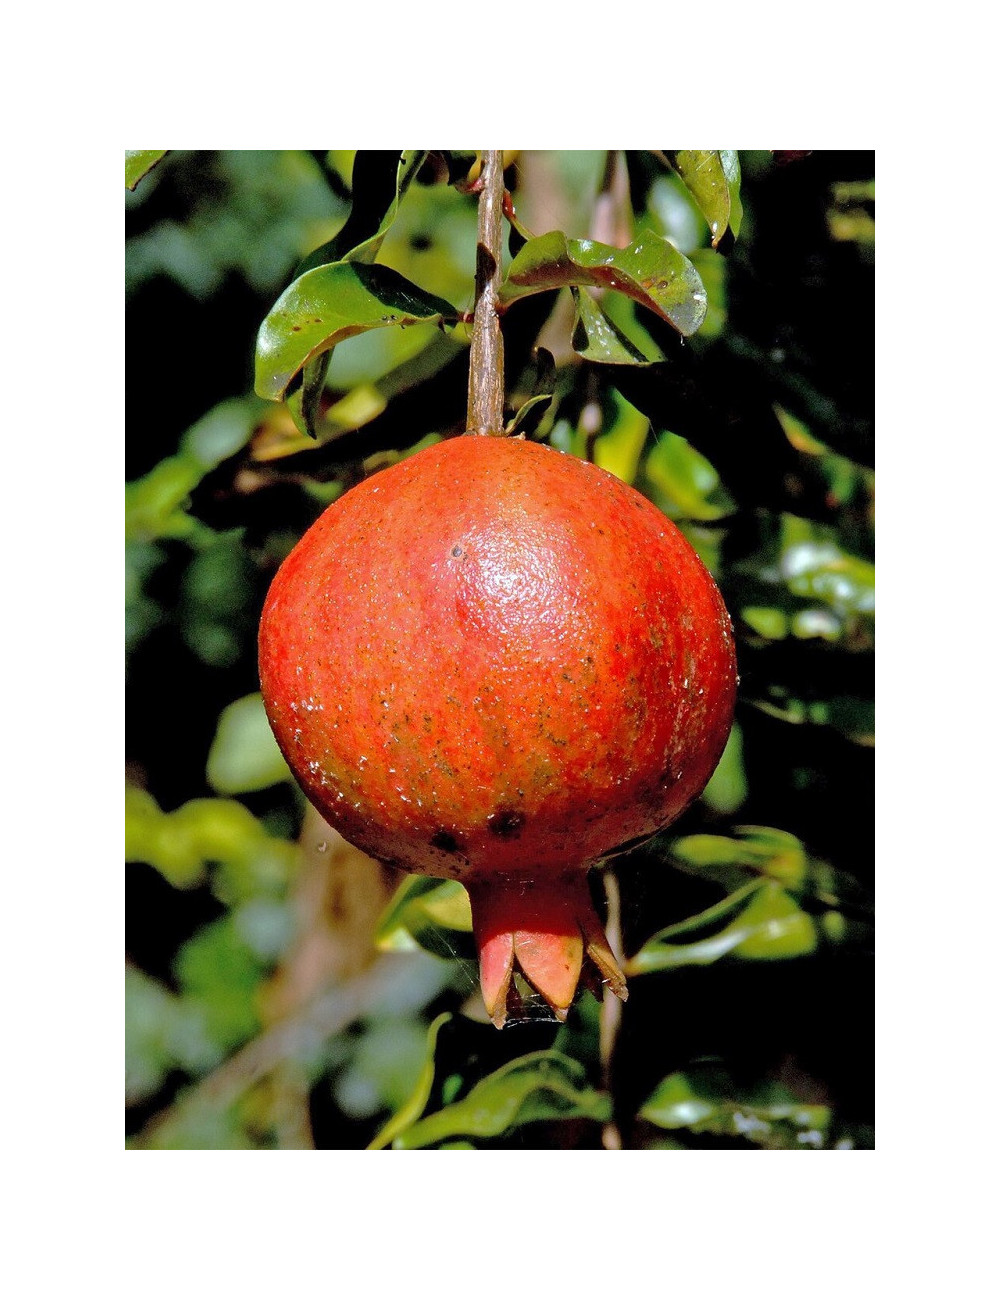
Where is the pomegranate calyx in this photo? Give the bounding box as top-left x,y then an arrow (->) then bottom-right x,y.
468,875 -> 627,1029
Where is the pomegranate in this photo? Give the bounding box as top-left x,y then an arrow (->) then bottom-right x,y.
259,434 -> 736,1026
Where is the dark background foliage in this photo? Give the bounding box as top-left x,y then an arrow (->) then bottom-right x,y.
126,150 -> 873,1150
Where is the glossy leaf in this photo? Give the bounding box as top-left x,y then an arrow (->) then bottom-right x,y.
392,1051 -> 611,1149
626,881 -> 817,975
297,150 -> 427,274
255,261 -> 457,403
368,1013 -> 452,1150
719,150 -> 743,239
375,875 -> 475,963
640,1064 -> 831,1148
730,512 -> 875,647
505,392 -> 554,438
502,230 -> 707,337
571,288 -> 666,365
667,151 -> 731,247
670,825 -> 809,889
126,150 -> 167,191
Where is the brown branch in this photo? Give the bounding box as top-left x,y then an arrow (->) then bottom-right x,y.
466,150 -> 506,435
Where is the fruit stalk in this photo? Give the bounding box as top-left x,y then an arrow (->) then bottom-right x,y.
466,150 -> 506,437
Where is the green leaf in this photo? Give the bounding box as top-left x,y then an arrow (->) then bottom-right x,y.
501,230 -> 707,337
642,429 -> 735,521
666,151 -> 731,247
571,288 -> 666,365
671,825 -> 809,889
368,1013 -> 452,1150
285,349 -> 333,439
174,915 -> 265,1051
700,721 -> 747,815
206,693 -> 291,794
640,1064 -> 831,1148
126,785 -> 295,899
255,260 -> 457,403
393,1051 -> 611,1149
505,392 -> 554,438
719,150 -> 743,239
626,882 -> 817,975
375,875 -> 475,963
126,150 -> 167,191
297,151 -> 427,274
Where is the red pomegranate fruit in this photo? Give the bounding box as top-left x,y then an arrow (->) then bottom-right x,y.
259,434 -> 737,1026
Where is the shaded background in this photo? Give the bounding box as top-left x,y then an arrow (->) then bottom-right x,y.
126,150 -> 874,1149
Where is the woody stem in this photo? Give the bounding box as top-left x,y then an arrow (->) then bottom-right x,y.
466,150 -> 506,436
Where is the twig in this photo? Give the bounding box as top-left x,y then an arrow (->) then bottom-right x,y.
466,150 -> 506,435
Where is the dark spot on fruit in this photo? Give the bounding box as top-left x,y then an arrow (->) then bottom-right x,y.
488,808 -> 524,839
431,829 -> 461,854
452,545 -> 463,558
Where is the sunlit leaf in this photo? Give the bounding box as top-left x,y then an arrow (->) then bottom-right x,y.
206,693 -> 291,794
592,390 -> 650,484
719,150 -> 743,239
368,1013 -> 452,1150
666,151 -> 731,247
642,429 -> 735,521
375,875 -> 474,963
126,150 -> 167,191
571,288 -> 666,365
505,392 -> 554,438
626,881 -> 817,975
502,229 -> 707,337
700,721 -> 747,815
298,151 -> 427,274
255,261 -> 457,403
640,1064 -> 831,1148
671,825 -> 809,889
392,1051 -> 610,1149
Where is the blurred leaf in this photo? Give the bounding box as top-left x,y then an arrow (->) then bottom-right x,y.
502,229 -> 707,337
375,875 -> 474,963
700,720 -> 747,815
640,1064 -> 830,1148
368,1013 -> 452,1149
666,151 -> 731,247
125,966 -> 221,1105
627,881 -> 817,975
641,429 -> 735,521
174,915 -> 265,1051
126,785 -> 295,899
335,1017 -> 435,1119
255,261 -> 457,403
126,151 -> 167,190
592,390 -> 650,484
206,693 -> 291,794
571,288 -> 665,365
125,398 -> 263,542
730,512 -> 874,647
393,1051 -> 610,1149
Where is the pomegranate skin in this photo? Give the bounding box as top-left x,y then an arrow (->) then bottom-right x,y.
259,434 -> 737,1021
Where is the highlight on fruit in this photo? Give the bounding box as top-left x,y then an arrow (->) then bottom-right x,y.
258,433 -> 737,1027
